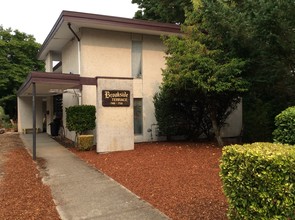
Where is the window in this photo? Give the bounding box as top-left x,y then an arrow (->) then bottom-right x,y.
132,41 -> 142,78
134,99 -> 143,135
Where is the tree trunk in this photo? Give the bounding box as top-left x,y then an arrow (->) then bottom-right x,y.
209,112 -> 224,147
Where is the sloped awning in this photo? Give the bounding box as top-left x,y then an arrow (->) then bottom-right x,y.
17,72 -> 83,97
17,71 -> 96,160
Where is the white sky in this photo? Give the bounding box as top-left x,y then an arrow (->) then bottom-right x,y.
0,0 -> 139,43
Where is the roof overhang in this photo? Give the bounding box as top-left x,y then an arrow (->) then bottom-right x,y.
38,10 -> 181,60
17,72 -> 96,97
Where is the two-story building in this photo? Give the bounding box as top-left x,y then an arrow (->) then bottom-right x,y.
17,10 -> 242,153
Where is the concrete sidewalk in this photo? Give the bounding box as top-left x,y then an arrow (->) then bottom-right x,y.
20,133 -> 169,220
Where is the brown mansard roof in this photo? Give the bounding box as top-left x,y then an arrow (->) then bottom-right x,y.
38,10 -> 181,60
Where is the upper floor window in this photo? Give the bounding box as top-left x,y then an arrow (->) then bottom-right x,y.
132,40 -> 142,78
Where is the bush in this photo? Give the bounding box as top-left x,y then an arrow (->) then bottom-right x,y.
153,89 -> 212,140
0,106 -> 11,129
273,106 -> 295,145
243,97 -> 275,142
220,142 -> 295,219
77,135 -> 94,151
66,105 -> 96,135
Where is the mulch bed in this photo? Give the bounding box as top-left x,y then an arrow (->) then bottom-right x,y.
0,133 -> 60,220
68,141 -> 229,219
0,133 -> 229,219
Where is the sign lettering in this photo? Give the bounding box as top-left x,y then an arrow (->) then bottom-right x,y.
102,90 -> 130,107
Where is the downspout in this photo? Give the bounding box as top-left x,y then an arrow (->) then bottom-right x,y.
68,23 -> 82,105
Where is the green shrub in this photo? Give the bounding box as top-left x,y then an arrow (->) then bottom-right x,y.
66,105 -> 96,135
0,106 -> 9,126
220,142 -> 295,219
243,97 -> 275,142
77,135 -> 94,151
273,106 -> 295,145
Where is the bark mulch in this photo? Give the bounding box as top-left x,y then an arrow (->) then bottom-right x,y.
0,133 -> 228,219
68,141 -> 229,220
0,133 -> 60,220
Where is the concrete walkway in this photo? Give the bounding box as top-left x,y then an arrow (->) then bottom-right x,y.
20,133 -> 169,220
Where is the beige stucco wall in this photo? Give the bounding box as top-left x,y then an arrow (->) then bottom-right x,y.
62,91 -> 80,141
60,38 -> 81,140
17,97 -> 43,132
45,51 -> 62,72
79,29 -> 167,142
44,53 -> 53,72
135,35 -> 167,142
96,78 -> 134,152
59,27 -> 242,144
62,40 -> 79,74
45,97 -> 53,135
79,29 -> 133,129
80,28 -> 131,78
221,101 -> 243,137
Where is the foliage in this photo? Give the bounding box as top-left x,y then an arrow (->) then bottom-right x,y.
154,87 -> 212,139
158,2 -> 249,146
243,96 -> 274,142
132,0 -> 193,23
66,105 -> 96,135
220,0 -> 295,142
273,106 -> 295,145
0,26 -> 44,119
220,142 -> 295,219
185,0 -> 295,142
134,0 -> 295,142
77,135 -> 94,151
0,106 -> 10,128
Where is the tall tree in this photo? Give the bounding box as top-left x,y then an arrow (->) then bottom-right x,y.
159,1 -> 249,146
132,0 -> 193,23
221,0 -> 295,141
157,0 -> 295,142
0,26 -> 44,119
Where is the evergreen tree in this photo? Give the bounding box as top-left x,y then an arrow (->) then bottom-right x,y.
219,0 -> 295,141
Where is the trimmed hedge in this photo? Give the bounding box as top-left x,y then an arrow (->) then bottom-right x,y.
77,135 -> 94,151
66,105 -> 96,135
220,142 -> 295,219
273,106 -> 295,145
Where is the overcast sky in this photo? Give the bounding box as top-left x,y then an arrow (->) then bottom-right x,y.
0,0 -> 138,43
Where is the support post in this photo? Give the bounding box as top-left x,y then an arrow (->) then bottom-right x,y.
32,82 -> 36,160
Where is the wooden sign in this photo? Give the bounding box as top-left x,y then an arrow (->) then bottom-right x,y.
102,90 -> 130,107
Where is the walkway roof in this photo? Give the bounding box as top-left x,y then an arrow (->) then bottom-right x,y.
17,72 -> 95,97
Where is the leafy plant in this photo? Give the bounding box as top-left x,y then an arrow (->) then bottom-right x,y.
273,106 -> 295,145
66,105 -> 96,135
132,0 -> 193,24
0,26 -> 44,119
159,2 -> 249,146
154,87 -> 212,140
220,142 -> 295,219
0,106 -> 10,128
77,135 -> 94,151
